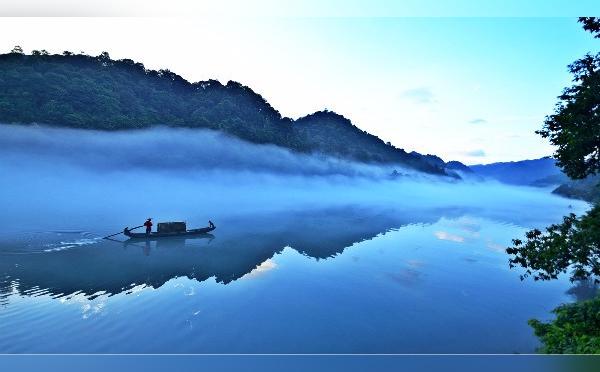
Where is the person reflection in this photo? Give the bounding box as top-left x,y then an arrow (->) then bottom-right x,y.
143,240 -> 151,256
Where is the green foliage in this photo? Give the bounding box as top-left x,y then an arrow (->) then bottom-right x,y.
10,45 -> 23,54
507,204 -> 600,283
536,20 -> 600,180
507,18 -> 600,354
529,296 -> 600,354
580,17 -> 600,39
508,17 -> 600,284
0,49 -> 445,175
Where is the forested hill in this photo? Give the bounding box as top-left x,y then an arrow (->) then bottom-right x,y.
0,49 -> 451,175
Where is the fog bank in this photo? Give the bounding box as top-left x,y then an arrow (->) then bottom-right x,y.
0,124 -> 588,233
0,124 -> 414,178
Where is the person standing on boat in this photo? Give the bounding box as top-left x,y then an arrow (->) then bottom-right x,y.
143,218 -> 153,234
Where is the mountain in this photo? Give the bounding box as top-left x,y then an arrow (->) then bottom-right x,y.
406,152 -> 471,178
470,157 -> 599,203
553,175 -> 600,203
469,158 -> 567,186
0,49 -> 448,175
445,161 -> 472,171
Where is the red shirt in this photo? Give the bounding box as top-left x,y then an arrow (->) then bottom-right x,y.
144,220 -> 152,227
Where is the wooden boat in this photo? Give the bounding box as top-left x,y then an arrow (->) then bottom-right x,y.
123,222 -> 216,239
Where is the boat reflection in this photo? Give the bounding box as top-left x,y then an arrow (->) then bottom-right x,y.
114,233 -> 216,256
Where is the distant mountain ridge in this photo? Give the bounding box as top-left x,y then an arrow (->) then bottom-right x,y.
0,49 -> 463,176
469,158 -> 567,186
469,157 -> 599,202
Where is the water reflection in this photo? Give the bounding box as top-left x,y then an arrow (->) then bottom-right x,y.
0,206 -> 457,301
566,280 -> 599,301
2,204 -> 591,323
0,203 -> 594,354
118,233 -> 216,256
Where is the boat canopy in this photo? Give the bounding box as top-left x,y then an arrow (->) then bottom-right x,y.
157,222 -> 186,233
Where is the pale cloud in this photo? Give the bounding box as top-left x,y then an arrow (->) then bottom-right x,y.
464,149 -> 486,157
434,231 -> 465,243
447,218 -> 481,237
468,118 -> 487,124
242,259 -> 277,279
486,241 -> 506,253
400,87 -> 436,104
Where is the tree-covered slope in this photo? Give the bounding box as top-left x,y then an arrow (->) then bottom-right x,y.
552,174 -> 600,203
0,49 -> 445,175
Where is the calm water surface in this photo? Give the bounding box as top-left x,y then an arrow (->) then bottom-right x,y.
0,201 -> 592,353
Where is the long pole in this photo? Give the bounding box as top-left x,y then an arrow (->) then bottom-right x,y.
103,225 -> 143,239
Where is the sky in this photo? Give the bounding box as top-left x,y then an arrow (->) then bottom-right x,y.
1,2 -> 599,164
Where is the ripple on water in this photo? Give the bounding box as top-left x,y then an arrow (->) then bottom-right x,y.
0,231 -> 102,255
43,237 -> 101,252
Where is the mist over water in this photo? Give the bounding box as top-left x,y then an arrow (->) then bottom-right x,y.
0,124 -> 586,232
0,124 -> 591,353
0,124 -> 404,176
